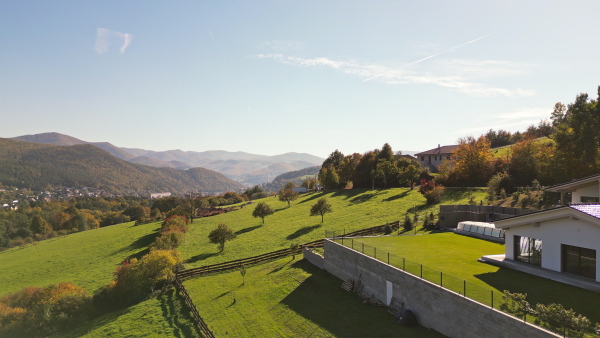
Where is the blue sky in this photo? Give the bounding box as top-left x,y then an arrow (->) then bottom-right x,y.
1,1 -> 599,158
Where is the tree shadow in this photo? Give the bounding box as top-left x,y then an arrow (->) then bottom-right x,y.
267,258 -> 294,275
349,191 -> 384,204
129,248 -> 149,260
297,192 -> 328,204
186,251 -> 221,264
235,225 -> 262,236
107,227 -> 161,257
286,224 -> 322,240
383,190 -> 411,202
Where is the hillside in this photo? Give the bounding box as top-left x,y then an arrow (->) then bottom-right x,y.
0,138 -> 243,194
12,133 -> 324,184
490,136 -> 553,158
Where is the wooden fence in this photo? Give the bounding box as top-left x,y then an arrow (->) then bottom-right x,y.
173,221 -> 398,336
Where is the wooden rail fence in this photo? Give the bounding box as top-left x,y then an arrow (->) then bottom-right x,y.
173,221 -> 398,336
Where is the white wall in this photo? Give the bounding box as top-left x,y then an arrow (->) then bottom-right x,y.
572,184 -> 600,203
505,217 -> 600,282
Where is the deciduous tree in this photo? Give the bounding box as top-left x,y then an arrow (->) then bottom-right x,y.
208,223 -> 237,252
310,197 -> 333,223
278,187 -> 299,207
252,202 -> 274,224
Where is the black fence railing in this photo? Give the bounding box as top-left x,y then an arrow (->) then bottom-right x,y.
331,238 -> 599,338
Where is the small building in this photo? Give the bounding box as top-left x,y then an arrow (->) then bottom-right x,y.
292,187 -> 307,193
414,144 -> 458,173
485,174 -> 600,284
149,192 -> 172,199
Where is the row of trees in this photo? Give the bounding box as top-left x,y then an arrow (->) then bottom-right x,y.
319,144 -> 424,190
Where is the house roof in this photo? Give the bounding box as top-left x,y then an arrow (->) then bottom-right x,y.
545,173 -> 600,192
415,145 -> 459,156
494,204 -> 600,229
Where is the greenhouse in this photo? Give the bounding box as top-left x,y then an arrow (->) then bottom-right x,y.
457,221 -> 504,239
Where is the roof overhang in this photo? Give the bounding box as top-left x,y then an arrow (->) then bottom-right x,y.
545,174 -> 600,192
495,206 -> 600,230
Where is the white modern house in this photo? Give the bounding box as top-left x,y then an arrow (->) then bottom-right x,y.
492,174 -> 600,283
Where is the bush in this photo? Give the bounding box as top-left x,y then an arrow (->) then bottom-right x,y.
402,215 -> 413,231
0,283 -> 92,336
112,250 -> 182,306
419,179 -> 445,204
150,231 -> 185,251
383,223 -> 393,235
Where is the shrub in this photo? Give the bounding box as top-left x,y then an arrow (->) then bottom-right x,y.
0,283 -> 92,336
112,250 -> 182,306
419,179 -> 445,204
162,215 -> 189,226
402,215 -> 413,231
533,303 -> 592,338
383,223 -> 393,235
150,231 -> 185,251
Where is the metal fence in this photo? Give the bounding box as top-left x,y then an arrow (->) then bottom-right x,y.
331,238 -> 599,338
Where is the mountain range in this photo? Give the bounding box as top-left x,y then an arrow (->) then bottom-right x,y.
0,138 -> 244,195
11,133 -> 324,185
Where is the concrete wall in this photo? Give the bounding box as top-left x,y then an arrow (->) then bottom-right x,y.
303,247 -> 324,269
322,240 -> 558,338
505,216 -> 600,281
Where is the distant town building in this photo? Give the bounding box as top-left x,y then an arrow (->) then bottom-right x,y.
149,192 -> 172,199
292,187 -> 307,193
415,144 -> 459,173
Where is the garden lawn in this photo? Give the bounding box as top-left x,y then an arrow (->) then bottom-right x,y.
0,220 -> 161,296
340,233 -> 600,323
179,187 -> 486,268
184,257 -> 444,337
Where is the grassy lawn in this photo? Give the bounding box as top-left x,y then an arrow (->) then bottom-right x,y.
337,233 -> 600,323
0,220 -> 162,296
184,257 -> 444,337
179,188 -> 487,269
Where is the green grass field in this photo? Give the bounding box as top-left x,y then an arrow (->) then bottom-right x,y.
0,220 -> 162,296
490,136 -> 553,159
337,233 -> 600,323
184,257 -> 443,337
179,188 -> 486,268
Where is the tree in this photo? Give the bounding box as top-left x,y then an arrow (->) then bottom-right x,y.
31,215 -> 51,235
353,151 -> 377,188
319,165 -> 340,189
338,153 -> 362,188
378,143 -> 394,162
310,197 -> 333,223
372,160 -> 397,189
398,164 -> 420,189
208,223 -> 237,252
278,187 -> 299,207
290,242 -> 300,259
451,136 -> 493,186
252,202 -> 274,224
301,178 -> 317,190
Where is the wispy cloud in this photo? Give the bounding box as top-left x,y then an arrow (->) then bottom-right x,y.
260,40 -> 306,53
208,27 -> 215,41
94,28 -> 133,54
253,54 -> 534,97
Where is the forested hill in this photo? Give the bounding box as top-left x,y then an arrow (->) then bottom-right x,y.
0,138 -> 243,194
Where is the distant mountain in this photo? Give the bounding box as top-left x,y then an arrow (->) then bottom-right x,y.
11,133 -> 324,185
261,166 -> 321,192
0,138 -> 243,194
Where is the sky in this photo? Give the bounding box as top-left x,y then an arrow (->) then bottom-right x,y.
1,1 -> 600,158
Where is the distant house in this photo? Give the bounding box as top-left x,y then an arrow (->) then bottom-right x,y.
414,144 -> 459,173
488,174 -> 600,283
149,192 -> 172,199
292,187 -> 307,193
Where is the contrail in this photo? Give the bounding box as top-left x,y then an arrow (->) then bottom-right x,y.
362,33 -> 492,82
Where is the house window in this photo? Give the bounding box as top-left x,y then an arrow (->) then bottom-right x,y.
447,156 -> 450,160
434,156 -> 437,161
514,235 -> 542,266
420,156 -> 424,161
580,196 -> 600,203
562,244 -> 596,279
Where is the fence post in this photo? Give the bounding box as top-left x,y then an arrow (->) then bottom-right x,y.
420,264 -> 422,279
342,237 -> 344,245
387,252 -> 390,265
374,247 -> 377,259
403,258 -> 405,271
352,239 -> 354,250
463,280 -> 466,297
440,272 -> 443,287
491,290 -> 494,309
362,242 -> 364,254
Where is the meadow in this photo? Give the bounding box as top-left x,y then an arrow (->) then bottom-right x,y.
184,256 -> 444,337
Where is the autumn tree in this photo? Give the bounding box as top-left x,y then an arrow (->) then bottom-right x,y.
451,136 -> 493,186
310,197 -> 333,223
353,151 -> 377,188
31,215 -> 51,235
278,185 -> 299,207
252,202 -> 274,224
208,223 -> 237,252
